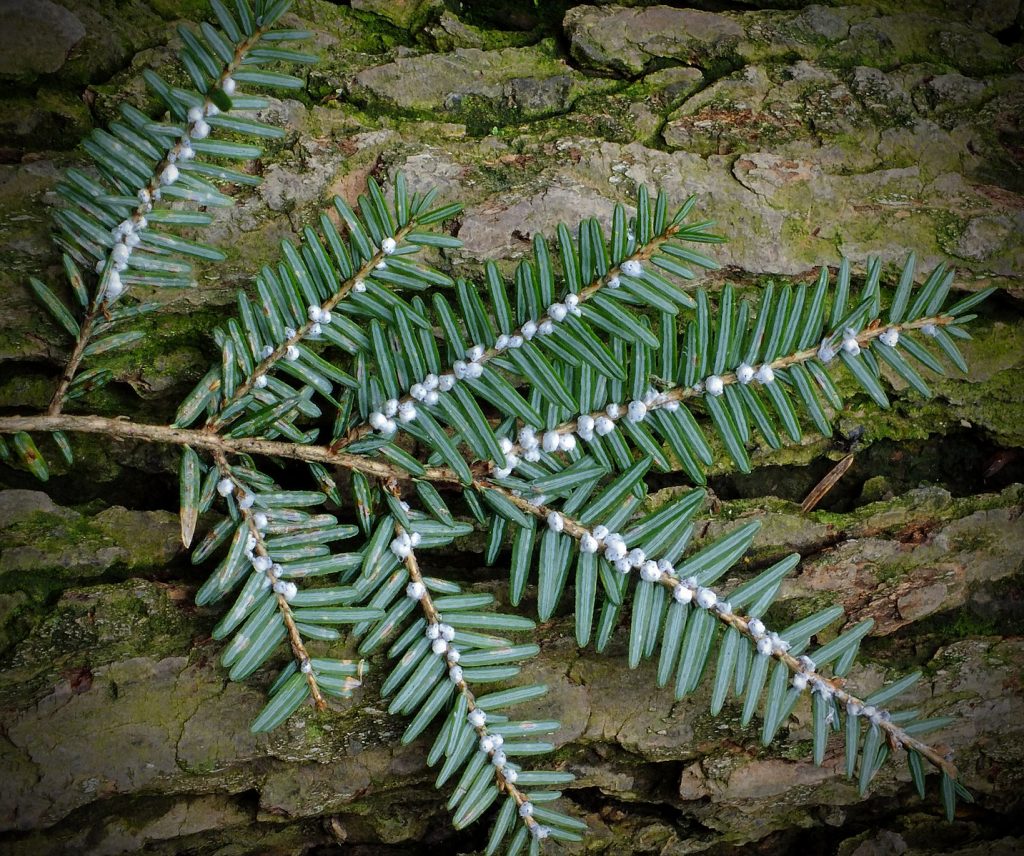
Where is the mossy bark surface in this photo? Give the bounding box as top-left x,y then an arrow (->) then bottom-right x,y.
1,1 -> 1022,853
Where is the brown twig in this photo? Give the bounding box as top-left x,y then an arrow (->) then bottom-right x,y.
381,480 -> 544,834
330,219 -> 689,452
213,450 -> 326,710
492,314 -> 957,467
205,220 -> 420,433
47,23 -> 278,418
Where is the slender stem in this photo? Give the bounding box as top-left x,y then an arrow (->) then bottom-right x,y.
47,303 -> 101,415
0,414 -> 464,484
205,220 -> 420,433
0,414 -> 958,776
0,309 -> 957,488
384,482 -> 542,834
495,313 -> 957,465
48,23 -> 273,418
481,480 -> 959,779
330,220 -> 689,451
214,450 -> 326,710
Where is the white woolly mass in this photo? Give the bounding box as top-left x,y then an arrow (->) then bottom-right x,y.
406,580 -> 426,600
273,580 -> 297,601
621,259 -> 643,277
104,272 -> 124,301
381,236 -> 397,255
695,587 -> 717,609
390,534 -> 412,559
673,583 -> 693,604
216,478 -> 234,497
604,540 -> 627,562
640,560 -> 661,582
879,327 -> 900,347
627,400 -> 647,422
705,375 -> 724,397
755,364 -> 775,385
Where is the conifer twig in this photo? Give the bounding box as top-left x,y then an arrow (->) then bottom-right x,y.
48,19 -> 285,418
213,450 -> 327,710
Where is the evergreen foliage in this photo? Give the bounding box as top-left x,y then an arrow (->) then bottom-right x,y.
0,1 -> 991,848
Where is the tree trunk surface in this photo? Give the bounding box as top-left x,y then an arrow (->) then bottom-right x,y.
0,1 -> 1022,854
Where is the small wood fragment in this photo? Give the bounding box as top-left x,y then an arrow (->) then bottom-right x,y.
801,453 -> 856,513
